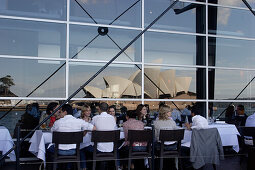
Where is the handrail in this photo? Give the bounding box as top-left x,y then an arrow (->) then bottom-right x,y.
0,0 -> 179,162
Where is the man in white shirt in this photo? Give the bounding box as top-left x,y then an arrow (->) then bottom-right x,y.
185,104 -> 208,130
51,104 -> 95,154
91,102 -> 117,152
245,112 -> 255,127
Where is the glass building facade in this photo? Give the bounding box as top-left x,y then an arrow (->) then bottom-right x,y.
0,0 -> 255,132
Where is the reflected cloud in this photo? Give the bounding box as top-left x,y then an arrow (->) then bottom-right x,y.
217,0 -> 241,26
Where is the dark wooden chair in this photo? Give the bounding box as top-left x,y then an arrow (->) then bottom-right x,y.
91,130 -> 120,170
127,129 -> 153,170
158,129 -> 184,170
52,131 -> 83,170
239,127 -> 255,170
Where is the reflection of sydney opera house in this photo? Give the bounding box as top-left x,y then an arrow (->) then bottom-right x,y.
85,68 -> 192,99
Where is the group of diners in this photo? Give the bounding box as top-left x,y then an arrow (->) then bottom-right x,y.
34,101 -> 208,170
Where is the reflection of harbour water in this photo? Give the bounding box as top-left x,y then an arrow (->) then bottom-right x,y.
0,111 -> 24,135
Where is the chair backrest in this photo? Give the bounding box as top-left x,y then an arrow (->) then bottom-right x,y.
240,127 -> 255,147
128,129 -> 153,143
190,128 -> 224,169
91,130 -> 120,143
52,131 -> 83,144
159,129 -> 184,142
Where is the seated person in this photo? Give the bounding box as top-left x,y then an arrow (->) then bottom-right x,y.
123,110 -> 146,150
154,105 -> 178,150
244,112 -> 255,145
50,104 -> 95,170
91,102 -> 117,152
19,103 -> 41,137
80,104 -> 92,123
171,108 -> 182,125
39,102 -> 60,129
185,104 -> 208,130
234,104 -> 248,127
108,105 -> 117,122
136,104 -> 148,125
225,105 -> 235,124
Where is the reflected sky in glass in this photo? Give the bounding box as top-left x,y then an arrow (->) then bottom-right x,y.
0,58 -> 66,98
213,69 -> 255,100
0,0 -> 66,20
70,0 -> 141,27
209,0 -> 255,8
145,32 -> 202,66
209,6 -> 255,38
69,24 -> 141,62
145,0 -> 202,33
0,18 -> 66,58
209,37 -> 255,68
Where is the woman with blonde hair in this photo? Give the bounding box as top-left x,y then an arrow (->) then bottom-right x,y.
154,105 -> 177,141
80,104 -> 92,122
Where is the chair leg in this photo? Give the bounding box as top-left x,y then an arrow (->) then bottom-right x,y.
77,161 -> 81,170
213,164 -> 216,170
149,158 -> 152,170
53,162 -> 57,170
128,158 -> 131,170
159,157 -> 163,170
178,158 -> 183,170
93,160 -> 96,170
115,160 -> 118,170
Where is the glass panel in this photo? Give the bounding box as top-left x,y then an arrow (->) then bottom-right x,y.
143,66 -> 202,99
0,0 -> 66,20
208,6 -> 255,38
208,37 -> 255,68
145,32 -> 205,66
69,25 -> 141,62
0,58 -> 66,98
145,0 -> 205,33
209,102 -> 255,120
208,0 -> 255,8
0,18 -> 66,58
0,100 -> 62,135
209,68 -> 255,100
69,62 -> 142,99
70,0 -> 141,27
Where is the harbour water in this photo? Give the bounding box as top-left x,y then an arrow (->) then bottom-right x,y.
0,110 -> 24,136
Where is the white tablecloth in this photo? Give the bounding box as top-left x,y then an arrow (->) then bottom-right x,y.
0,126 -> 16,161
182,123 -> 240,152
29,130 -> 125,165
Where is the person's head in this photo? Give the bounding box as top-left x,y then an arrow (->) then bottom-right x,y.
81,104 -> 91,119
99,102 -> 108,113
159,102 -> 165,110
191,104 -> 202,117
126,110 -> 137,119
226,105 -> 235,117
46,102 -> 58,115
60,104 -> 73,117
108,105 -> 116,116
144,104 -> 150,114
136,104 -> 147,119
158,105 -> 172,120
120,106 -> 127,114
236,105 -> 245,115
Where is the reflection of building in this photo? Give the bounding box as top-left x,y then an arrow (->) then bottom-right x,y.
85,69 -> 192,98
